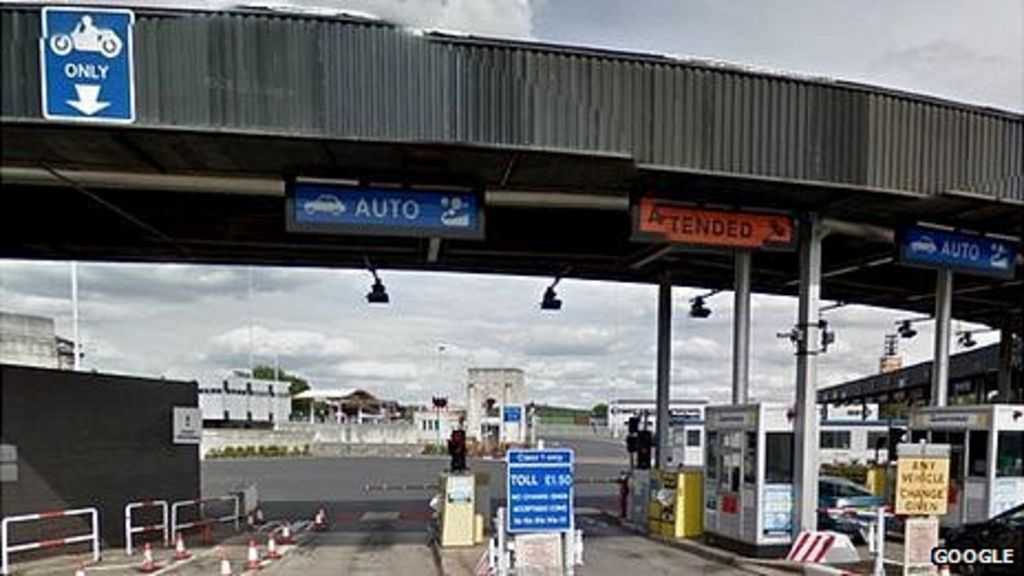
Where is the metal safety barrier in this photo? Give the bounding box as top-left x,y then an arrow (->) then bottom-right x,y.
1,507 -> 100,576
170,495 -> 240,541
124,500 -> 169,555
818,505 -> 895,576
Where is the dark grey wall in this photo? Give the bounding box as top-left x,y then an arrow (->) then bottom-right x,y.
1,7 -> 1020,201
0,364 -> 199,548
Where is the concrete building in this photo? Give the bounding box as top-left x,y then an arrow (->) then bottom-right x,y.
465,368 -> 527,442
411,407 -> 465,445
199,375 -> 291,428
0,312 -> 77,370
607,398 -> 707,438
292,388 -> 402,424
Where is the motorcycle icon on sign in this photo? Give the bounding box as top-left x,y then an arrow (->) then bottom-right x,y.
50,15 -> 123,58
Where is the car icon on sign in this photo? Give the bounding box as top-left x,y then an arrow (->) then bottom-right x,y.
910,236 -> 937,254
303,194 -> 346,216
50,15 -> 123,58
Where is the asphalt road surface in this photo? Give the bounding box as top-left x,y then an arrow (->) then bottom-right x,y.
198,436 -> 773,575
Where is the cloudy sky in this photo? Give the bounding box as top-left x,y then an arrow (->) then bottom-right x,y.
1,1 -> 1016,407
0,260 -> 999,408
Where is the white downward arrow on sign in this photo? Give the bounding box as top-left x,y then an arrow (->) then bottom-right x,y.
67,84 -> 110,116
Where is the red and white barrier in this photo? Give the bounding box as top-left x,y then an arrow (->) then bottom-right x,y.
169,496 -> 240,542
1,507 -> 100,576
787,531 -> 858,564
124,500 -> 169,555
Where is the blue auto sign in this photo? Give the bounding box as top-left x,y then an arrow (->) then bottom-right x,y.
40,7 -> 135,123
507,448 -> 574,533
899,226 -> 1018,279
503,406 -> 522,424
287,180 -> 484,240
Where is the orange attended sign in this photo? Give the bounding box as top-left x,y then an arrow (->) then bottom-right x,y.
634,198 -> 795,250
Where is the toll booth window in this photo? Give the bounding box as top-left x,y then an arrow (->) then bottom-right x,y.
686,429 -> 701,447
934,431 -> 965,481
867,432 -> 887,451
996,431 -> 1024,477
968,430 -> 989,477
765,433 -> 794,484
723,432 -> 742,492
706,431 -> 718,481
820,431 -> 851,449
743,432 -> 757,484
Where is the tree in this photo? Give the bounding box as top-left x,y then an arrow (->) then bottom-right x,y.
252,364 -> 312,415
590,403 -> 608,420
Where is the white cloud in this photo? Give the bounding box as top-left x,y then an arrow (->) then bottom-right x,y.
210,325 -> 356,359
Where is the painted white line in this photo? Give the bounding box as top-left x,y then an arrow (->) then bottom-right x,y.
360,512 -> 400,521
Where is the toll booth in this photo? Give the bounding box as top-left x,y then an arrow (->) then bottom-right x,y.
703,404 -> 794,557
907,404 -> 1024,528
668,409 -> 705,468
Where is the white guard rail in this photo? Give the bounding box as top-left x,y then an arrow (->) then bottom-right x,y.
1,507 -> 100,576
124,500 -> 169,555
819,505 -> 894,576
170,495 -> 240,540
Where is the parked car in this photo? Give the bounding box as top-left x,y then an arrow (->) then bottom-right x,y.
817,475 -> 885,541
943,503 -> 1024,575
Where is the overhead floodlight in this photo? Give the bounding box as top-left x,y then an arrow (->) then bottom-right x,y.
689,296 -> 712,319
540,281 -> 562,311
958,331 -> 977,348
897,320 -> 917,339
364,258 -> 389,304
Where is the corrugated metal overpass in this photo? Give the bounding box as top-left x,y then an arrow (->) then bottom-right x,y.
1,5 -> 1021,327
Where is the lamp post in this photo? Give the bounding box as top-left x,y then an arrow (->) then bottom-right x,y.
436,344 -> 446,449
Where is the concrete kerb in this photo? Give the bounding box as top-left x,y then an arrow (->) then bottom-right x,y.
595,509 -> 804,576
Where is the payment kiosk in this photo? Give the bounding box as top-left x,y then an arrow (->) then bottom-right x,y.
907,404 -> 1024,528
704,404 -> 794,557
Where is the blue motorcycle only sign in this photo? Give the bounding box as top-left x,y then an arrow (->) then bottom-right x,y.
899,226 -> 1018,279
40,7 -> 135,123
286,180 -> 484,240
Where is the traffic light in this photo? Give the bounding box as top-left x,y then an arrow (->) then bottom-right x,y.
636,430 -> 653,470
448,429 -> 467,472
627,416 -> 640,435
887,426 -> 907,460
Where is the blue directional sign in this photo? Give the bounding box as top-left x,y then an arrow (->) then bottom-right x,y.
507,448 -> 574,533
503,406 -> 522,424
899,226 -> 1018,279
287,180 -> 484,239
41,7 -> 135,123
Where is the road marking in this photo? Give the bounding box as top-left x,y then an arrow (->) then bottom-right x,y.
360,511 -> 401,521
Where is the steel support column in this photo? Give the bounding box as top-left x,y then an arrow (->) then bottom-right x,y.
931,270 -> 953,407
793,215 -> 823,533
732,251 -> 752,404
997,319 -> 1015,402
656,271 -> 672,469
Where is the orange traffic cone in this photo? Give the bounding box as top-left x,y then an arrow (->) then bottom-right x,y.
245,539 -> 261,570
265,535 -> 281,560
173,532 -> 191,560
255,507 -> 265,525
312,507 -> 328,532
74,563 -> 86,576
138,542 -> 157,573
218,549 -> 233,576
278,523 -> 294,544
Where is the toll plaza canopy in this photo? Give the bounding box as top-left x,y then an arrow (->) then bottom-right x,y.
1,5 -> 1021,329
